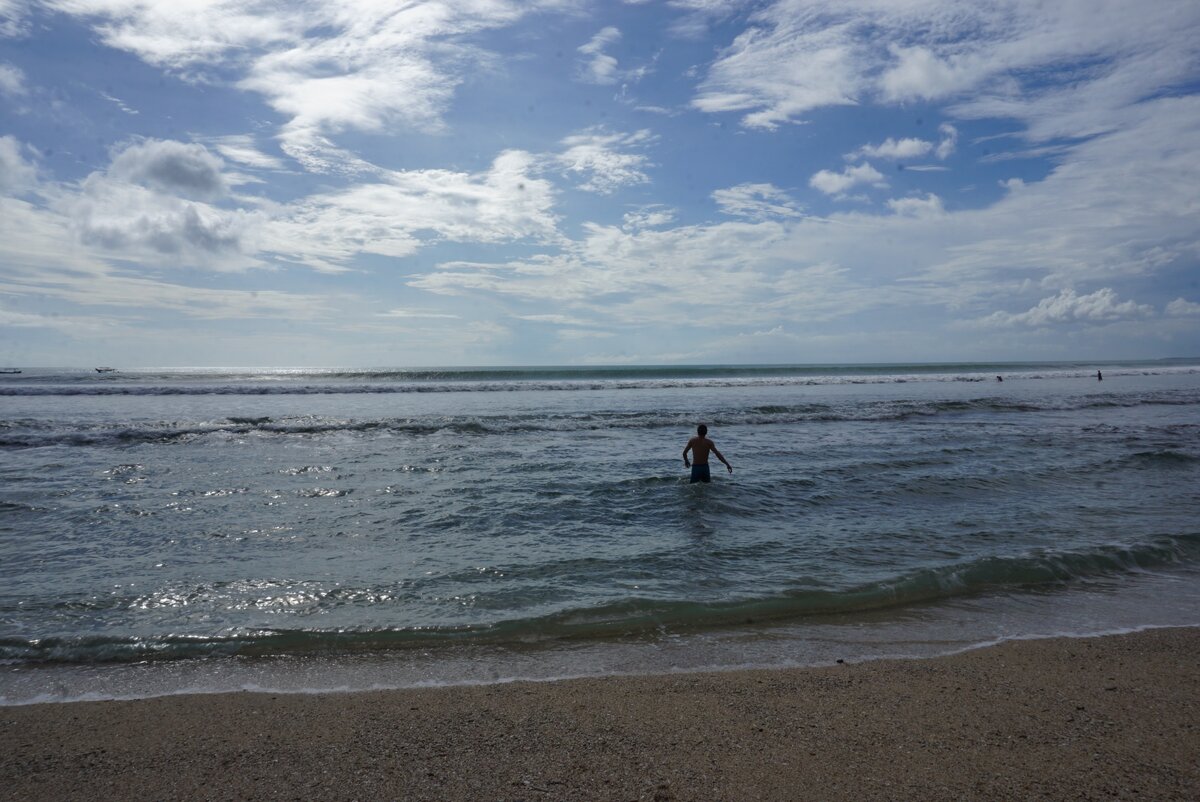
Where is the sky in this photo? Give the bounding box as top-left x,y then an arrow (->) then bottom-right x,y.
1,0 -> 1199,367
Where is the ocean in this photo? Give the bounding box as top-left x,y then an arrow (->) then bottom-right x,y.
2,361 -> 1199,704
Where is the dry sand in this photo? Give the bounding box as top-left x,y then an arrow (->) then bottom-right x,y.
2,626 -> 1197,801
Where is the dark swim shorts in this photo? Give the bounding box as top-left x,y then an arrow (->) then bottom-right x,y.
689,463 -> 711,483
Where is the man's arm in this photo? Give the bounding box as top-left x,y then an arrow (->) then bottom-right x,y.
711,445 -> 733,474
683,439 -> 693,467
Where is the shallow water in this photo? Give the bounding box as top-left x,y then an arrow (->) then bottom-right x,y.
2,361 -> 1199,699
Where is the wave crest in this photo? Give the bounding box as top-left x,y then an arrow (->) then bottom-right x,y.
5,534 -> 1196,665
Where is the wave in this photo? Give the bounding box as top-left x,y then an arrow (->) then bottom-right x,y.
3,392 -> 1198,449
4,534 -> 1197,665
1127,449 -> 1200,465
3,362 -> 1198,397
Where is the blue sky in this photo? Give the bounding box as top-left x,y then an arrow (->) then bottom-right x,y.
1,0 -> 1198,367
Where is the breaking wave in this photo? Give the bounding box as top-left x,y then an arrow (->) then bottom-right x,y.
4,392 -> 1198,448
3,534 -> 1197,665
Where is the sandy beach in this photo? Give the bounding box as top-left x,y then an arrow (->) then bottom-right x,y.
2,627 -> 1197,801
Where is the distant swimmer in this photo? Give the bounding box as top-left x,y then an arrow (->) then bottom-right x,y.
683,424 -> 733,483
996,375 -> 1003,382
1097,370 -> 1103,381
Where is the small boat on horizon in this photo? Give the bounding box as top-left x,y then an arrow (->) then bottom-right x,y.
95,367 -> 117,373
0,368 -> 21,374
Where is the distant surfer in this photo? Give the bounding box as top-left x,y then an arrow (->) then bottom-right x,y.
683,424 -> 733,483
1097,370 -> 1103,381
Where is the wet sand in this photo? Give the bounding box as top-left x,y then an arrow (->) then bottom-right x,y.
2,627 -> 1197,801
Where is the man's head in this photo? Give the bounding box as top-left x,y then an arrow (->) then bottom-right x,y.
697,424 -> 708,436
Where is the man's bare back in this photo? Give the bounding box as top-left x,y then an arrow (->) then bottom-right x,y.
684,436 -> 719,464
683,424 -> 732,483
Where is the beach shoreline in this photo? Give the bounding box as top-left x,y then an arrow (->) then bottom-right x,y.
3,626 -> 1197,801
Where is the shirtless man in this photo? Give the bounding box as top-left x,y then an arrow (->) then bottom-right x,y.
683,424 -> 733,483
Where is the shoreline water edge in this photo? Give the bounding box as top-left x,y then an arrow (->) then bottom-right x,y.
2,360 -> 1199,705
4,569 -> 1200,706
2,627 -> 1197,801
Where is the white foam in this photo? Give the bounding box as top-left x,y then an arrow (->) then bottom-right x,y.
4,569 -> 1198,707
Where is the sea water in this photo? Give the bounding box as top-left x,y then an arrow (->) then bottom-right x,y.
2,361 -> 1199,703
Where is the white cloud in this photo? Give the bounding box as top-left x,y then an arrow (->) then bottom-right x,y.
935,123 -> 958,159
3,134 -> 562,280
0,159 -> 324,332
555,128 -> 654,194
809,162 -> 885,196
577,26 -> 622,85
261,149 -> 560,271
557,328 -> 614,340
0,194 -> 329,322
402,90 -> 1200,346
516,313 -> 591,325
910,94 -> 1200,293
942,7 -> 1200,144
0,135 -> 36,194
712,183 -> 801,220
47,0 -> 296,68
976,288 -> 1155,328
0,137 -> 292,274
106,139 -> 229,200
622,206 -> 676,230
379,308 -> 459,319
666,0 -> 748,40
849,123 -> 957,163
880,45 -> 980,103
0,299 -> 155,342
887,193 -> 944,218
7,0 -> 1199,363
408,217 -> 878,330
0,61 -> 25,95
981,144 -> 1072,163
99,90 -> 137,114
67,180 -> 260,269
50,139 -> 268,269
849,137 -> 932,161
578,25 -> 658,100
50,1 -> 562,173
693,19 -> 862,129
1166,297 -> 1200,316
667,0 -> 748,10
0,0 -> 29,38
271,130 -> 376,176
690,0 -> 1200,143
207,136 -> 285,170
633,104 -> 678,116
